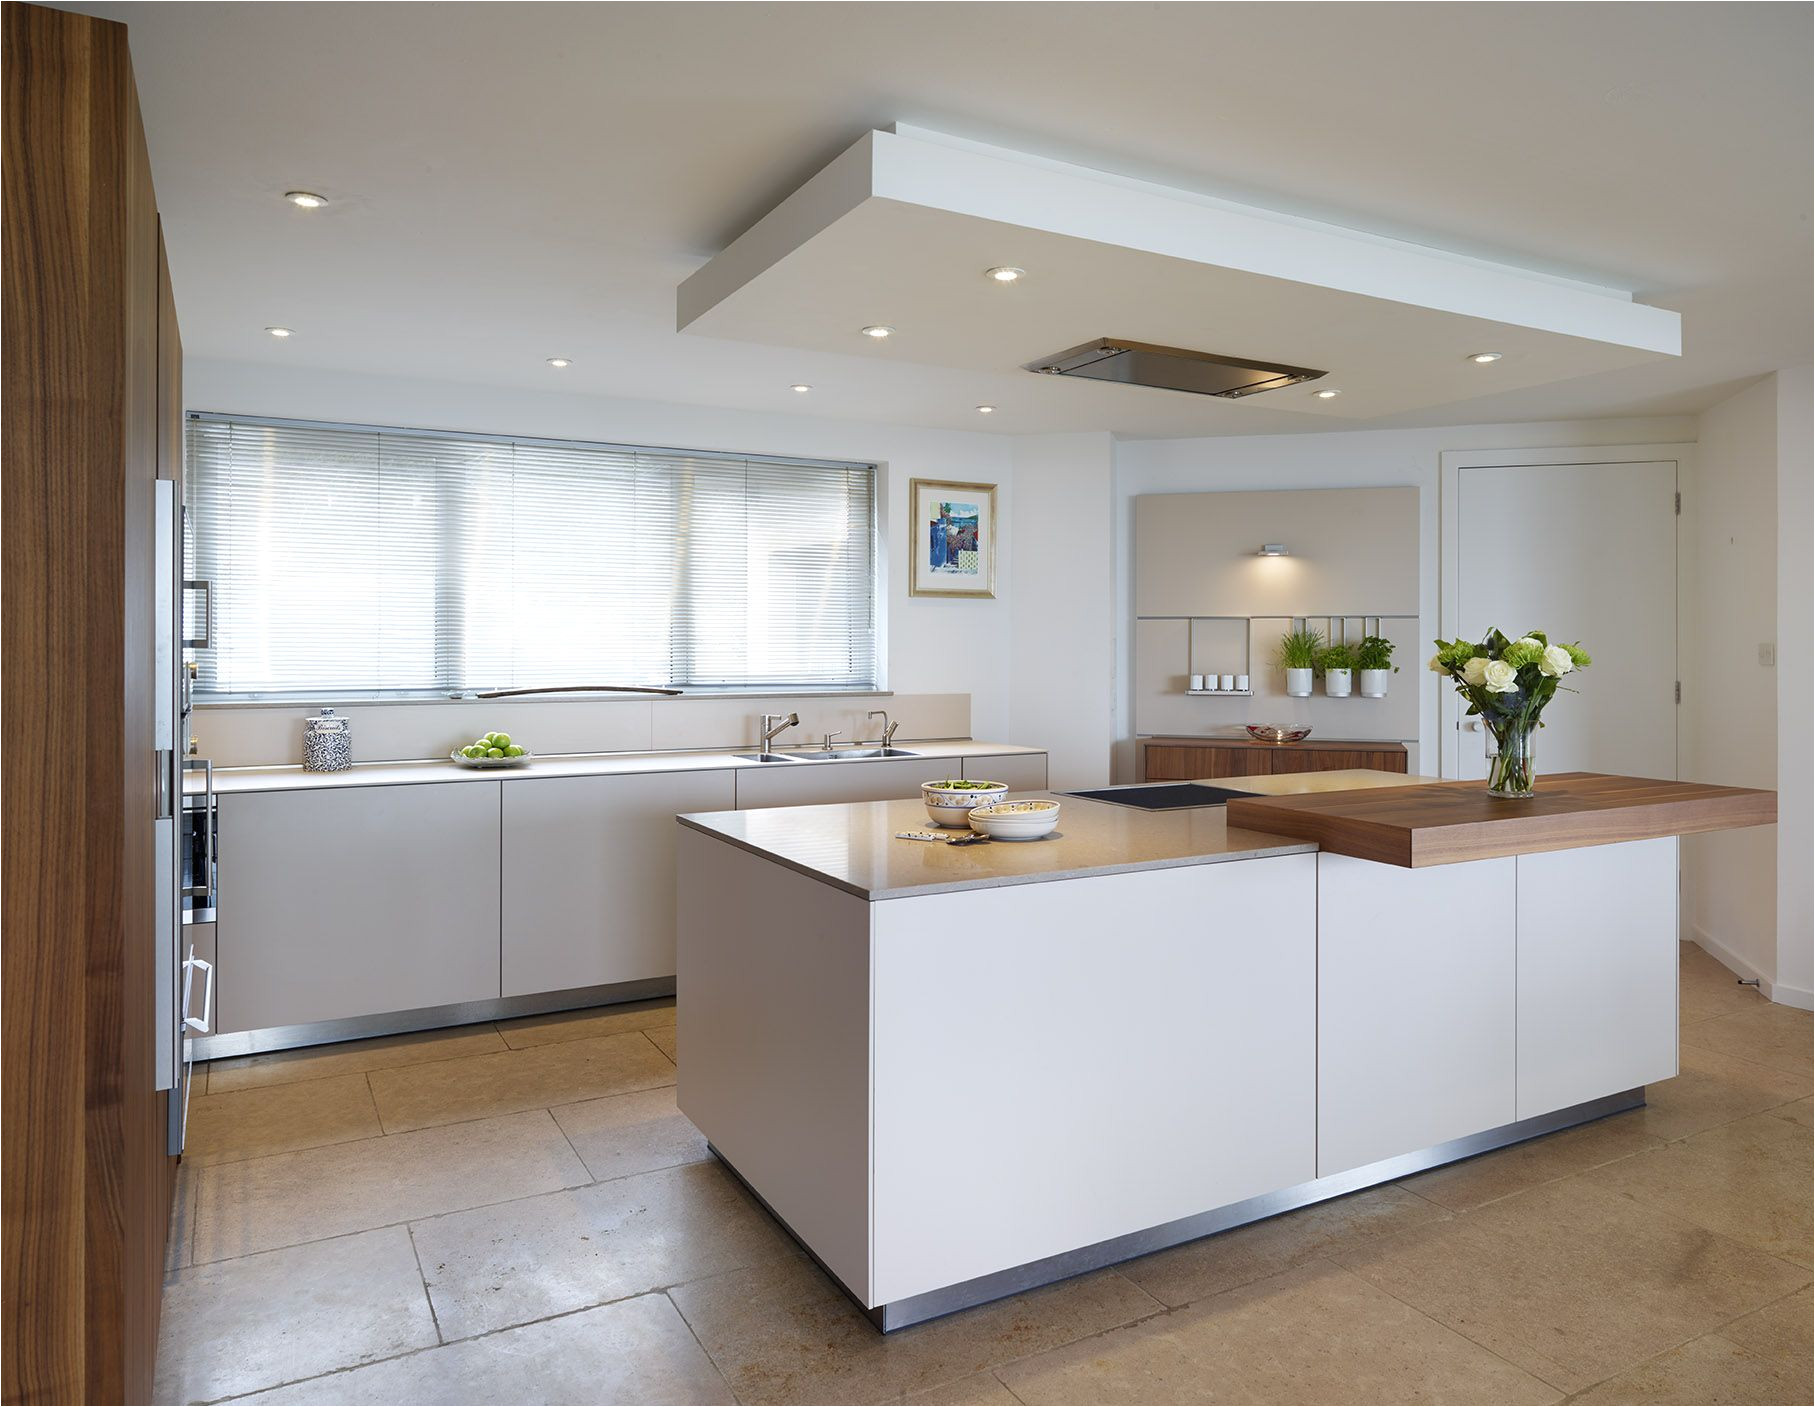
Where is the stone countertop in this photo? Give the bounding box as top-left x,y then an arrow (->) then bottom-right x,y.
678,769 -> 1445,901
185,740 -> 1046,796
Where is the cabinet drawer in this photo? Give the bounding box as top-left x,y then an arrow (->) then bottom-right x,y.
1270,747 -> 1405,774
1143,745 -> 1270,782
734,756 -> 934,809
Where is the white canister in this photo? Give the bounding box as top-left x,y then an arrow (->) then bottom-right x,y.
1325,668 -> 1353,698
1190,674 -> 1205,692
1359,669 -> 1390,698
1219,674 -> 1235,691
1235,674 -> 1250,692
1285,667 -> 1314,698
302,708 -> 352,772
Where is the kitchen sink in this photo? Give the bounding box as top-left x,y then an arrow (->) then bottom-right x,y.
733,752 -> 803,763
735,747 -> 920,763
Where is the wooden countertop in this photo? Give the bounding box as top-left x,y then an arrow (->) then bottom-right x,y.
1224,772 -> 1777,867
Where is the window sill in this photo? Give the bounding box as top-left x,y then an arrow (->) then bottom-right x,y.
194,687 -> 897,710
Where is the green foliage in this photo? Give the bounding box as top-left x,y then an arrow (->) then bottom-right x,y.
1355,635 -> 1397,671
1315,642 -> 1358,672
1502,638 -> 1545,669
1565,642 -> 1592,667
1278,627 -> 1325,670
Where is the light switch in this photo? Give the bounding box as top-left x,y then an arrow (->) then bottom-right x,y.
1759,642 -> 1777,667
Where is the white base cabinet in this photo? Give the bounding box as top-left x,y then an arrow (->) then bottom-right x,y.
216,783 -> 502,1033
503,769 -> 735,997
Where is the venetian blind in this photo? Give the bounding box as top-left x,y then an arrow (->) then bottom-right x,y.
185,415 -> 878,696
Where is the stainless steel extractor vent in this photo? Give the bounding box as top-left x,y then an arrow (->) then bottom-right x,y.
1028,339 -> 1326,399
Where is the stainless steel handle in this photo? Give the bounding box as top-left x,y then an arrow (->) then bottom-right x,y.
182,578 -> 212,649
184,757 -> 214,898
155,747 -> 175,820
822,731 -> 842,750
182,953 -> 214,1033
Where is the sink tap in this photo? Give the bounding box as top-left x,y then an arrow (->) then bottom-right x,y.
760,712 -> 799,750
821,730 -> 842,751
867,710 -> 898,747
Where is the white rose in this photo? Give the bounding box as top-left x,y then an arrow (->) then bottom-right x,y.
1516,636 -> 1543,651
1427,653 -> 1446,674
1462,656 -> 1490,688
1540,644 -> 1574,677
1482,659 -> 1519,693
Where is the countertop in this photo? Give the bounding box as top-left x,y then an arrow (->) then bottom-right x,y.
184,740 -> 1045,795
1225,771 -> 1778,867
678,770 -> 1442,900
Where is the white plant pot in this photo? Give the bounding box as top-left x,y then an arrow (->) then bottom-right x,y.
1285,667 -> 1314,698
1359,669 -> 1390,698
1325,668 -> 1353,698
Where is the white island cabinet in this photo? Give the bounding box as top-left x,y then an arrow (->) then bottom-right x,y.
216,782 -> 502,1033
502,769 -> 735,997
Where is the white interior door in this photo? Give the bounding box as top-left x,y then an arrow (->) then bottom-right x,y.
1444,458 -> 1677,780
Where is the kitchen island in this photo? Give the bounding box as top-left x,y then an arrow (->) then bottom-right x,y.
675,770 -> 1775,1331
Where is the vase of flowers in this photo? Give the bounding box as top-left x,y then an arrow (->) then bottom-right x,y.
1428,629 -> 1591,798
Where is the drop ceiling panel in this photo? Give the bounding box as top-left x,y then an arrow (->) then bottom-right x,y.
680,129 -> 1680,423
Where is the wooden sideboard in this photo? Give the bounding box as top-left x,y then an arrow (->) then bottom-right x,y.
1139,736 -> 1408,782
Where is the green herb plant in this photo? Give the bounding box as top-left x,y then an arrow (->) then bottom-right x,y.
1278,627 -> 1325,671
1355,636 -> 1397,672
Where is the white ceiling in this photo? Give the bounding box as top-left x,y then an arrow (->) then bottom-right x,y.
75,1 -> 1812,438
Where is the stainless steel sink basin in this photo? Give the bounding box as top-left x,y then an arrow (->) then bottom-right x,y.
733,752 -> 804,763
789,747 -> 920,761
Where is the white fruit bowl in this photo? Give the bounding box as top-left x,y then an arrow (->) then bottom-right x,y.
968,799 -> 1061,840
449,749 -> 534,769
921,779 -> 1009,827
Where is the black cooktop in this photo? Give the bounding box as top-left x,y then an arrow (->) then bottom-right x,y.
1066,783 -> 1261,811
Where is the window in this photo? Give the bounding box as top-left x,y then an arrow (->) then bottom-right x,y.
185,415 -> 878,696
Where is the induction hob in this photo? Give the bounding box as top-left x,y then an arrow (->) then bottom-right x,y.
1065,783 -> 1262,811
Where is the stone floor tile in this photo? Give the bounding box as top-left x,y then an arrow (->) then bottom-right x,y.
165,1161 -> 198,1276
647,1024 -> 679,1063
193,1109 -> 590,1262
1783,1096 -> 1813,1126
1395,1110 -> 1661,1212
1567,1330 -> 1813,1405
411,1159 -> 794,1340
670,1253 -> 1164,1405
1683,1002 -> 1814,1077
996,1260 -> 1558,1405
496,997 -> 678,1050
1586,1105 -> 1813,1265
154,1226 -> 437,1404
1635,1043 -> 1811,1143
230,1293 -> 730,1405
1119,1184 -> 1451,1308
206,1023 -> 509,1094
368,1031 -> 675,1132
1718,1285 -> 1815,1364
1333,1177 -> 1811,1393
900,1370 -> 1023,1404
184,1071 -> 382,1166
551,1085 -> 707,1182
1678,945 -> 1774,1025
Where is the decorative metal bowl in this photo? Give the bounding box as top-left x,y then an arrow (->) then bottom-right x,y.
1245,724 -> 1313,744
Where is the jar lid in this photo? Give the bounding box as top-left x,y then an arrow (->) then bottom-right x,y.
305,708 -> 348,734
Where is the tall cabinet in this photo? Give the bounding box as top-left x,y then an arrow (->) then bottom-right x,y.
3,5 -> 183,1401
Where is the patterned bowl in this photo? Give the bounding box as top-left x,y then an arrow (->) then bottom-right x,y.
968,799 -> 1061,840
1245,724 -> 1312,744
921,779 -> 1009,827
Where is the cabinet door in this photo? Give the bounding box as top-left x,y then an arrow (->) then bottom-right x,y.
1144,744 -> 1270,781
1516,838 -> 1678,1119
1317,852 -> 1516,1176
503,769 -> 735,997
962,752 -> 1048,792
734,756 -> 934,809
216,783 -> 501,1033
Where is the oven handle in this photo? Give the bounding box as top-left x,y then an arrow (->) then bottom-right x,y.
183,757 -> 214,899
182,954 -> 214,1034
182,578 -> 212,650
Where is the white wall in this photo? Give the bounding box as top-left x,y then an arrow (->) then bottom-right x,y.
1008,433 -> 1117,788
185,358 -> 1016,748
1681,379 -> 1779,987
1774,367 -> 1813,1006
1111,415 -> 1699,781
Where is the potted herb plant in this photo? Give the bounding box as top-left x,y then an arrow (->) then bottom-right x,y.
1356,635 -> 1397,697
1316,642 -> 1357,697
1428,629 -> 1591,797
1278,626 -> 1323,698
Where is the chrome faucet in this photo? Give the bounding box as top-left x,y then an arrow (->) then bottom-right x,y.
821,730 -> 842,751
867,710 -> 899,747
760,712 -> 799,750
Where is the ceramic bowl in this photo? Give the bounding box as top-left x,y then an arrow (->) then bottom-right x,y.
967,799 -> 1061,840
921,779 -> 1009,827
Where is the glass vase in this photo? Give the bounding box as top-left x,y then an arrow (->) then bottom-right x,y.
1485,718 -> 1537,798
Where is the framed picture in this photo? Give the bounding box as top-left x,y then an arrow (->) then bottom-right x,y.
908,478 -> 997,598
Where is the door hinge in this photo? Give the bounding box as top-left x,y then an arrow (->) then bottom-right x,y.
1675,680 -> 1682,704
1675,491 -> 1682,515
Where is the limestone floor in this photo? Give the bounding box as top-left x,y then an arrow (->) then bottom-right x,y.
155,948 -> 1813,1405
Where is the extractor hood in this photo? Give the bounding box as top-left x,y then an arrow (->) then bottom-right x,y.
1028,339 -> 1327,399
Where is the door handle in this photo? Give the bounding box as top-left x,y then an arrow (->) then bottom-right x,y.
182,578 -> 212,649
182,953 -> 214,1034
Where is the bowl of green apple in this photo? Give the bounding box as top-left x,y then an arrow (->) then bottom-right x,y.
451,731 -> 532,768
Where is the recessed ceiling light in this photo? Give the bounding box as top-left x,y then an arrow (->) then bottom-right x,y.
284,190 -> 328,209
1468,351 -> 1503,364
545,357 -> 571,368
264,326 -> 293,338
790,384 -> 811,393
1313,388 -> 1340,399
984,266 -> 1025,283
976,405 -> 996,414
860,325 -> 894,339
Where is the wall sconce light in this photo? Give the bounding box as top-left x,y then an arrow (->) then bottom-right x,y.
1258,543 -> 1289,557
